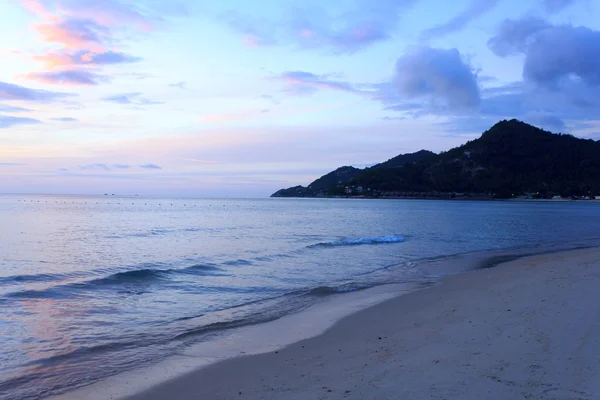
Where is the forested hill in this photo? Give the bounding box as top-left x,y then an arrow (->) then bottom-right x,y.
271,120 -> 600,199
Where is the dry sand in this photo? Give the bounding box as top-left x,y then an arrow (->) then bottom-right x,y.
121,247 -> 600,400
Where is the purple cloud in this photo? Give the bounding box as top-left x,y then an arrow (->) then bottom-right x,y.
0,115 -> 41,128
224,0 -> 418,53
0,104 -> 32,112
421,0 -> 500,40
50,117 -> 78,122
169,81 -> 186,89
79,163 -> 110,170
275,71 -> 360,95
0,81 -> 72,102
53,0 -> 187,31
139,163 -> 162,169
35,17 -> 109,49
112,164 -> 131,169
37,50 -> 141,68
391,46 -> 480,110
102,92 -> 163,105
488,18 -> 600,89
27,69 -> 107,86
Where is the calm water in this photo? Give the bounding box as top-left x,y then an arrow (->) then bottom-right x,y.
1,195 -> 600,399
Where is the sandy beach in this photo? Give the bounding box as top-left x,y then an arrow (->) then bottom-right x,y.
117,247 -> 600,400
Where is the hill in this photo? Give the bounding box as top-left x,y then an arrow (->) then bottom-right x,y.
271,120 -> 600,199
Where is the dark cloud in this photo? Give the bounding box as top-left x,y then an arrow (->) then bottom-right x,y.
102,92 -> 163,105
0,115 -> 41,129
51,117 -> 78,122
487,17 -> 550,57
0,81 -> 72,102
391,46 -> 480,110
224,0 -> 418,53
79,163 -> 110,170
489,18 -> 600,89
27,69 -> 107,86
421,0 -> 500,40
522,111 -> 566,132
139,163 -> 162,169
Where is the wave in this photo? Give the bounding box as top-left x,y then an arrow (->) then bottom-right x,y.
0,273 -> 66,285
306,285 -> 362,296
5,263 -> 227,299
308,235 -> 405,248
104,227 -> 207,239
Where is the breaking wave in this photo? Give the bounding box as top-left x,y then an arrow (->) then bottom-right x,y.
309,235 -> 405,248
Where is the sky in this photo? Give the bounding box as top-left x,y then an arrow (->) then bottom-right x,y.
1,0 -> 599,197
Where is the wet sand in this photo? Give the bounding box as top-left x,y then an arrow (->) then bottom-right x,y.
120,247 -> 600,400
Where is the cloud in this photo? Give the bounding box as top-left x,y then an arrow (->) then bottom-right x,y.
27,69 -> 107,85
273,71 -> 360,96
102,92 -> 163,105
36,50 -> 141,68
57,167 -> 68,172
224,0 -> 418,53
34,18 -> 108,50
0,115 -> 41,128
169,81 -> 186,89
79,163 -> 110,170
543,0 -> 579,13
21,0 -> 185,88
112,164 -> 131,169
259,94 -> 281,105
22,0 -> 187,32
139,163 -> 162,169
522,111 -> 566,132
390,46 -> 480,110
488,18 -> 600,89
0,105 -> 32,113
50,117 -> 78,121
421,0 -> 499,40
0,81 -> 72,102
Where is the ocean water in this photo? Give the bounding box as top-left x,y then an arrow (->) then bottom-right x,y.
1,195 -> 600,399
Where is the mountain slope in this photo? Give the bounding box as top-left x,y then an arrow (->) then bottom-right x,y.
271,120 -> 600,198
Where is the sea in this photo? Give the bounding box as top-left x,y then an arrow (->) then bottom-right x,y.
1,194 -> 600,400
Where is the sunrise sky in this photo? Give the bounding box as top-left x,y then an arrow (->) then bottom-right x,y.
1,0 -> 599,196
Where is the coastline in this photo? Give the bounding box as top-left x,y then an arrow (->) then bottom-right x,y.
48,245 -> 600,400
124,246 -> 600,400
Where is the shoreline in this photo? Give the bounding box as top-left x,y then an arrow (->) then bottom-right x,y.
47,244 -> 600,400
122,246 -> 600,400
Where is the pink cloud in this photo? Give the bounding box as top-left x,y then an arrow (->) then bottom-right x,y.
276,71 -> 359,96
55,0 -> 155,32
35,50 -> 141,68
34,18 -> 107,51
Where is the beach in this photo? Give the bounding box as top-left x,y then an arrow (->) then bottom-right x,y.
119,247 -> 600,400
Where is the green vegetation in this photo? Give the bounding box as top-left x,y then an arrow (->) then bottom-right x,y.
271,120 -> 600,199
